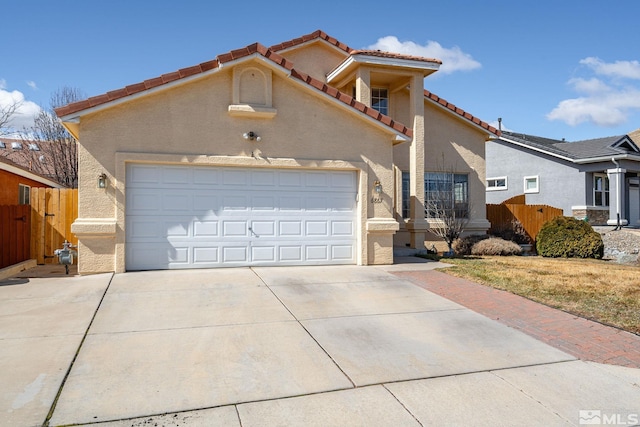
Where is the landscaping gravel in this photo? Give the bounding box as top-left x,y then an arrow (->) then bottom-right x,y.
594,227 -> 640,264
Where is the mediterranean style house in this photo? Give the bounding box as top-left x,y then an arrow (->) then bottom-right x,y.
55,30 -> 498,274
486,129 -> 640,226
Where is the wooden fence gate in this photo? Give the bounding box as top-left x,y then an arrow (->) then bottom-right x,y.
0,188 -> 78,269
487,198 -> 563,242
0,204 -> 31,269
30,188 -> 78,265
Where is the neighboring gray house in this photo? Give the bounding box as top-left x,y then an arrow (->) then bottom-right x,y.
486,130 -> 640,226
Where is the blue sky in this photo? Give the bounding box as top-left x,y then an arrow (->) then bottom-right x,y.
3,0 -> 640,141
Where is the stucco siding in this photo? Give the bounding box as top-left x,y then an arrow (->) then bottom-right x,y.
73,60 -> 399,273
276,43 -> 347,83
486,140 -> 585,215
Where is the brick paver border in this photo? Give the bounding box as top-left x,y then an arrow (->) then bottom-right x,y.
395,270 -> 640,369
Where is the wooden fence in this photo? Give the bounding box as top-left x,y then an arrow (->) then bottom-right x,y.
0,188 -> 78,269
487,201 -> 563,242
0,204 -> 31,269
30,188 -> 78,265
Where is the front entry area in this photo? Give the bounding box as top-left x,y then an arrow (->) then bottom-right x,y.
125,164 -> 358,270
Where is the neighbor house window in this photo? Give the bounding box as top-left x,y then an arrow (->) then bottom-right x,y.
524,176 -> 539,193
594,174 -> 610,206
371,88 -> 388,115
487,176 -> 507,191
19,184 -> 30,205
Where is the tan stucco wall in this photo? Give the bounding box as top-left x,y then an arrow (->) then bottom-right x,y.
72,59 -> 399,273
277,42 -> 347,83
393,95 -> 491,248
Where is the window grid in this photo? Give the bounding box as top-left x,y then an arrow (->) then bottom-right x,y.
371,88 -> 388,115
594,174 -> 610,207
402,172 -> 469,218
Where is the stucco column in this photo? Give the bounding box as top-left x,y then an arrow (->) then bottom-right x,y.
607,167 -> 628,226
405,73 -> 428,248
355,68 -> 371,107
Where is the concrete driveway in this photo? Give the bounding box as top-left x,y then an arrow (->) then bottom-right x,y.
1,264 -> 639,426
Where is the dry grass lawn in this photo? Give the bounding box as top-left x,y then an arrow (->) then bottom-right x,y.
441,256 -> 640,334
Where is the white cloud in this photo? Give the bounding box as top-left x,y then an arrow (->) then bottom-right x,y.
0,87 -> 42,131
547,57 -> 640,127
366,36 -> 481,74
0,79 -> 6,90
26,80 -> 38,90
580,57 -> 640,80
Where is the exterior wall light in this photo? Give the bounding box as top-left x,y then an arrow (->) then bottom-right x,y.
98,173 -> 108,189
243,131 -> 261,142
373,180 -> 383,194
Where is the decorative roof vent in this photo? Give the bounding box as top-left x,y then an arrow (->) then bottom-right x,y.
11,142 -> 22,150
28,143 -> 40,151
0,141 -> 5,148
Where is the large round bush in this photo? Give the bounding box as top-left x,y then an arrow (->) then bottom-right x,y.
536,217 -> 604,258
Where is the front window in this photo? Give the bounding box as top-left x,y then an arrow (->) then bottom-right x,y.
371,88 -> 388,115
19,184 -> 30,205
594,174 -> 610,206
403,172 -> 469,218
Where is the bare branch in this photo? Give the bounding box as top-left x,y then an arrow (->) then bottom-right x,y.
15,87 -> 86,188
0,100 -> 22,136
425,159 -> 472,254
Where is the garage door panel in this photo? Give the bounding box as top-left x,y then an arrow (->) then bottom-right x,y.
193,247 -> 219,263
126,165 -> 357,270
222,246 -> 249,263
193,220 -> 219,237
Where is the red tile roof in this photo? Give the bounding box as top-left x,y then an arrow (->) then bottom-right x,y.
54,30 -> 496,139
424,89 -> 499,135
269,29 -> 353,54
55,41 -> 412,138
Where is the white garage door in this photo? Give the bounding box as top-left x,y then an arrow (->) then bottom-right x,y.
125,164 -> 358,270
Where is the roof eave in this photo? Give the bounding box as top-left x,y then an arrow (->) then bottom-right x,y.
0,161 -> 64,188
496,136 -> 575,162
327,55 -> 440,83
574,153 -> 640,164
57,66 -> 224,123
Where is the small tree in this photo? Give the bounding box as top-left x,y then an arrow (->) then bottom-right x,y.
16,87 -> 85,188
425,163 -> 472,255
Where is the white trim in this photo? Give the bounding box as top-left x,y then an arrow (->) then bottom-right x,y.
486,176 -> 507,191
495,136 -> 575,162
327,55 -> 440,83
523,175 -> 539,194
0,161 -> 63,188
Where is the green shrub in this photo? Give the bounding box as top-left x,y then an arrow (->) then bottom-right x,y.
452,234 -> 489,255
536,216 -> 604,258
471,237 -> 523,256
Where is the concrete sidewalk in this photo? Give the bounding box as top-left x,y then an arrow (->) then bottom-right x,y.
1,263 -> 638,426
